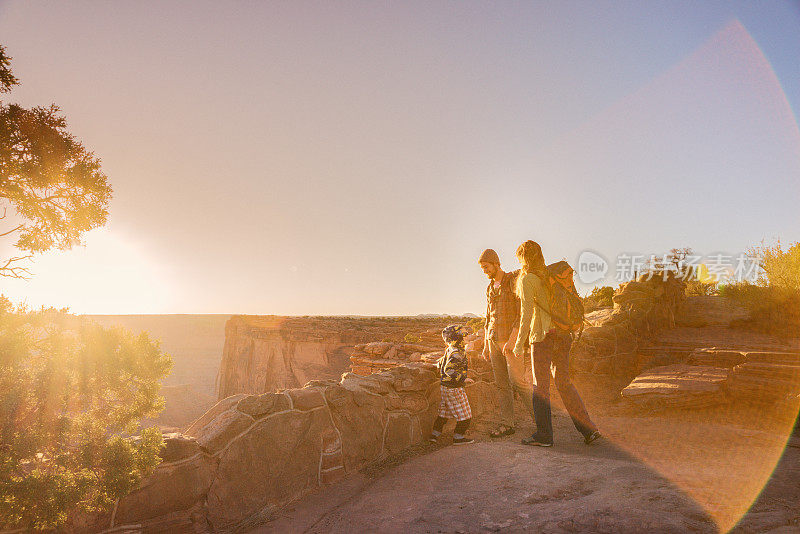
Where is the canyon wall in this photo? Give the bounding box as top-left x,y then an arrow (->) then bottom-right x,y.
216,315 -> 467,399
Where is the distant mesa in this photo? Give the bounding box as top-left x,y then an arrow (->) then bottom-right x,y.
415,313 -> 478,319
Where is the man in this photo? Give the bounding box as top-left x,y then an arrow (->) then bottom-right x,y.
479,248 -> 533,437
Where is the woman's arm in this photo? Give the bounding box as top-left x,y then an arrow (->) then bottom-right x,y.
513,274 -> 534,356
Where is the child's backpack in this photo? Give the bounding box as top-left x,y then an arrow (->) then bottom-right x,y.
544,261 -> 585,337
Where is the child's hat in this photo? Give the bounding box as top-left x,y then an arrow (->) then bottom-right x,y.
442,324 -> 471,344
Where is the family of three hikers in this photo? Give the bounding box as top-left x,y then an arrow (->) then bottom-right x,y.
432,240 -> 602,447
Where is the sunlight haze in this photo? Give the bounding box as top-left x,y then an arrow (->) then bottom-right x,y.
1,1 -> 798,315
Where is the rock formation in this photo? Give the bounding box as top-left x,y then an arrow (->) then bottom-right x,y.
621,348 -> 800,410
216,315 -> 470,399
80,360 -> 500,533
572,272 -> 686,379
621,364 -> 731,409
348,341 -> 433,375
727,351 -> 800,405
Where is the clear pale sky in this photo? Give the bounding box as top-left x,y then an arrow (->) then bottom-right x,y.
1,1 -> 799,315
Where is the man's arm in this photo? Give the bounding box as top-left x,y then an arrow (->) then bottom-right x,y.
481,299 -> 491,360
504,274 -> 521,357
503,326 -> 519,358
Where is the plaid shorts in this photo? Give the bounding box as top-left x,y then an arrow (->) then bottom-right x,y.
438,385 -> 472,421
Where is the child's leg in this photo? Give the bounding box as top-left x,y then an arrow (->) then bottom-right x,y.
453,418 -> 471,439
431,416 -> 447,438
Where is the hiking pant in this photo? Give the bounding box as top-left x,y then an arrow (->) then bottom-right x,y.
488,338 -> 534,427
531,330 -> 597,442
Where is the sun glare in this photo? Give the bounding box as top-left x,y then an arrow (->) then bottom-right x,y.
0,228 -> 173,314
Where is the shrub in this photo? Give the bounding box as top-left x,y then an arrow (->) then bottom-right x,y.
719,282 -> 800,340
583,286 -> 615,312
465,317 -> 485,335
750,240 -> 800,291
403,333 -> 421,343
685,279 -> 718,296
0,297 -> 172,530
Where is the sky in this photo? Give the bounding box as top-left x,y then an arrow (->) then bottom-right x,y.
1,1 -> 799,315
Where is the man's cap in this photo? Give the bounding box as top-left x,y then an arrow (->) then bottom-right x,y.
478,249 -> 500,264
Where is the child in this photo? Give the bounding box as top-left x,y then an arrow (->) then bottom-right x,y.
429,324 -> 474,445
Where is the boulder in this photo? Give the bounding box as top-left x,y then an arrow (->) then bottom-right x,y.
324,385 -> 385,472
287,388 -> 327,411
398,343 -> 439,353
115,454 -> 215,525
687,349 -> 746,368
160,433 -> 201,463
192,408 -> 254,454
399,393 -> 427,413
465,380 -> 501,422
383,413 -> 413,454
185,394 -> 247,437
206,408 -> 333,531
390,365 -> 437,392
361,341 -> 394,355
340,372 -> 392,396
726,361 -> 800,403
744,351 -> 800,366
584,308 -> 615,327
236,392 -> 292,418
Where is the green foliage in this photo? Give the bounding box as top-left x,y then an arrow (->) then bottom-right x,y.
403,333 -> 421,344
719,282 -> 800,340
583,286 -> 615,312
750,240 -> 800,291
719,242 -> 800,339
0,297 -> 172,530
0,45 -> 19,93
465,317 -> 485,335
0,44 -> 112,278
685,279 -> 718,296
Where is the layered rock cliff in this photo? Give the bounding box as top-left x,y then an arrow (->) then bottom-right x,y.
216,315 -> 467,399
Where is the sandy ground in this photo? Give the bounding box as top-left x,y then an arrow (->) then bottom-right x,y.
254,375 -> 799,534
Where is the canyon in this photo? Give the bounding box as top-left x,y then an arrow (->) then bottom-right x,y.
64,276 -> 800,533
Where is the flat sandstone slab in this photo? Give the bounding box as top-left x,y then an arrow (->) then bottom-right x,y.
622,364 -> 730,408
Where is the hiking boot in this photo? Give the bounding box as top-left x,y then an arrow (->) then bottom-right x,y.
584,430 -> 601,445
521,434 -> 553,447
489,425 -> 516,438
453,437 -> 474,445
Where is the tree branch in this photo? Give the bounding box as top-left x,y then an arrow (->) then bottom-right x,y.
0,223 -> 23,237
0,254 -> 33,279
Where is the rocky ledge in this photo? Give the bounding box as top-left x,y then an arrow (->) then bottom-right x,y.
81,362 -> 500,533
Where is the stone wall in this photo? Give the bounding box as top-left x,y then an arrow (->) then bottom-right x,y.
84,362 -> 500,533
572,273 -> 686,379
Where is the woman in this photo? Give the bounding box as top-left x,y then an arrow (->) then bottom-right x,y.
512,240 -> 601,447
